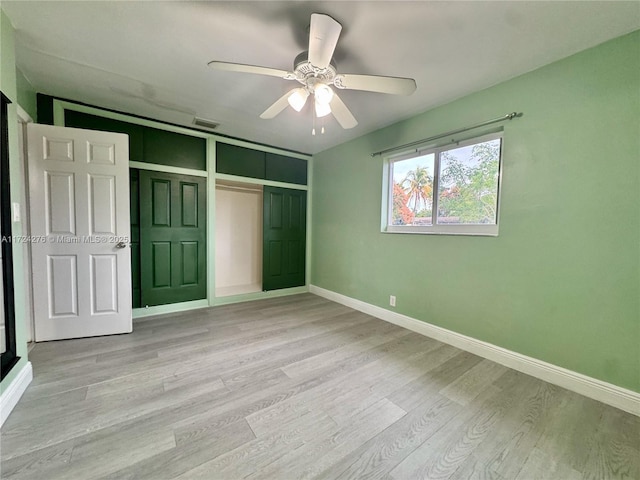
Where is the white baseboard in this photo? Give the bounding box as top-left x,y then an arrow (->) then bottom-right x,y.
1,362 -> 33,427
133,300 -> 210,319
310,285 -> 640,417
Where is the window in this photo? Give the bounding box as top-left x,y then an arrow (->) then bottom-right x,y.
384,132 -> 503,236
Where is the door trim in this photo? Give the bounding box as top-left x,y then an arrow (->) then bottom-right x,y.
129,161 -> 207,178
17,104 -> 34,343
215,173 -> 308,191
0,91 -> 19,380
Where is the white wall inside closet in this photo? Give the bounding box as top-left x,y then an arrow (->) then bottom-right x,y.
215,181 -> 263,297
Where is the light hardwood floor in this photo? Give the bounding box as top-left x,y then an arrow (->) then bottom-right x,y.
1,293 -> 638,479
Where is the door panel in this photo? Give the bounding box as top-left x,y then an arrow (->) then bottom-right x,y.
181,183 -> 198,227
46,172 -> 76,235
269,192 -> 283,228
44,137 -> 74,161
28,123 -> 131,341
88,174 -> 116,235
288,240 -> 301,274
48,255 -> 78,317
152,242 -> 171,288
268,241 -> 282,277
143,127 -> 206,171
152,179 -> 171,226
290,196 -> 302,227
140,171 -> 206,306
216,143 -> 265,179
87,142 -> 116,165
181,242 -> 198,286
90,254 -> 118,314
265,153 -> 308,185
263,187 -> 306,291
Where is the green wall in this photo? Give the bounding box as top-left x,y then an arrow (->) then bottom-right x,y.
0,9 -> 30,393
16,67 -> 36,120
312,30 -> 640,392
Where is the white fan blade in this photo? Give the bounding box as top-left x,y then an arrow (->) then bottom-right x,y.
334,74 -> 416,95
208,61 -> 294,79
308,13 -> 342,69
329,92 -> 357,129
260,89 -> 299,119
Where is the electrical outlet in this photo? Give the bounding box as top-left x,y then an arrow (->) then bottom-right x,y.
12,202 -> 20,222
389,295 -> 396,307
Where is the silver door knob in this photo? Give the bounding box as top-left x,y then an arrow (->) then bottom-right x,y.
115,241 -> 128,249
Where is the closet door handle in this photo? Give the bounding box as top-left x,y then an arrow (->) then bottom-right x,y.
115,241 -> 128,249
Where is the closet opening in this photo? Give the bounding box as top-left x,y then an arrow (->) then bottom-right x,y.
215,180 -> 263,297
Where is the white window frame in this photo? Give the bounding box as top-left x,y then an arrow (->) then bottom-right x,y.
383,131 -> 503,236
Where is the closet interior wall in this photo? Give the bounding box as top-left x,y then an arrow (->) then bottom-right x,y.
215,181 -> 263,297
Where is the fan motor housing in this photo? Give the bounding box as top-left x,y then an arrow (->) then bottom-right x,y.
293,51 -> 337,86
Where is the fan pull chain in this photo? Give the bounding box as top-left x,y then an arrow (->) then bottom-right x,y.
311,108 -> 326,135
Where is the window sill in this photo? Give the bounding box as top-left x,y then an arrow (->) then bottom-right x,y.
383,225 -> 498,237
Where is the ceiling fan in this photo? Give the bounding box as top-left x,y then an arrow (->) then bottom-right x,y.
208,13 -> 417,130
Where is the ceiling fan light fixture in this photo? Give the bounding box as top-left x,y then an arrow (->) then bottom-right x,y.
314,83 -> 334,105
315,99 -> 332,118
209,13 -> 414,131
287,88 -> 309,112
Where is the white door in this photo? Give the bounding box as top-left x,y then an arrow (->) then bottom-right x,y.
27,124 -> 132,341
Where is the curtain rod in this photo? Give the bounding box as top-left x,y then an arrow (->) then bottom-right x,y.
371,111 -> 523,157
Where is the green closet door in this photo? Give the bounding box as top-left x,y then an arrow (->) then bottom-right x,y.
130,170 -> 141,308
140,171 -> 207,306
263,186 -> 306,291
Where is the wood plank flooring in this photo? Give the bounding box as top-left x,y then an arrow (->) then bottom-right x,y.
1,293 -> 638,479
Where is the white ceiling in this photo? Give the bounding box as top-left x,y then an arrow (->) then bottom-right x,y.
3,1 -> 639,154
